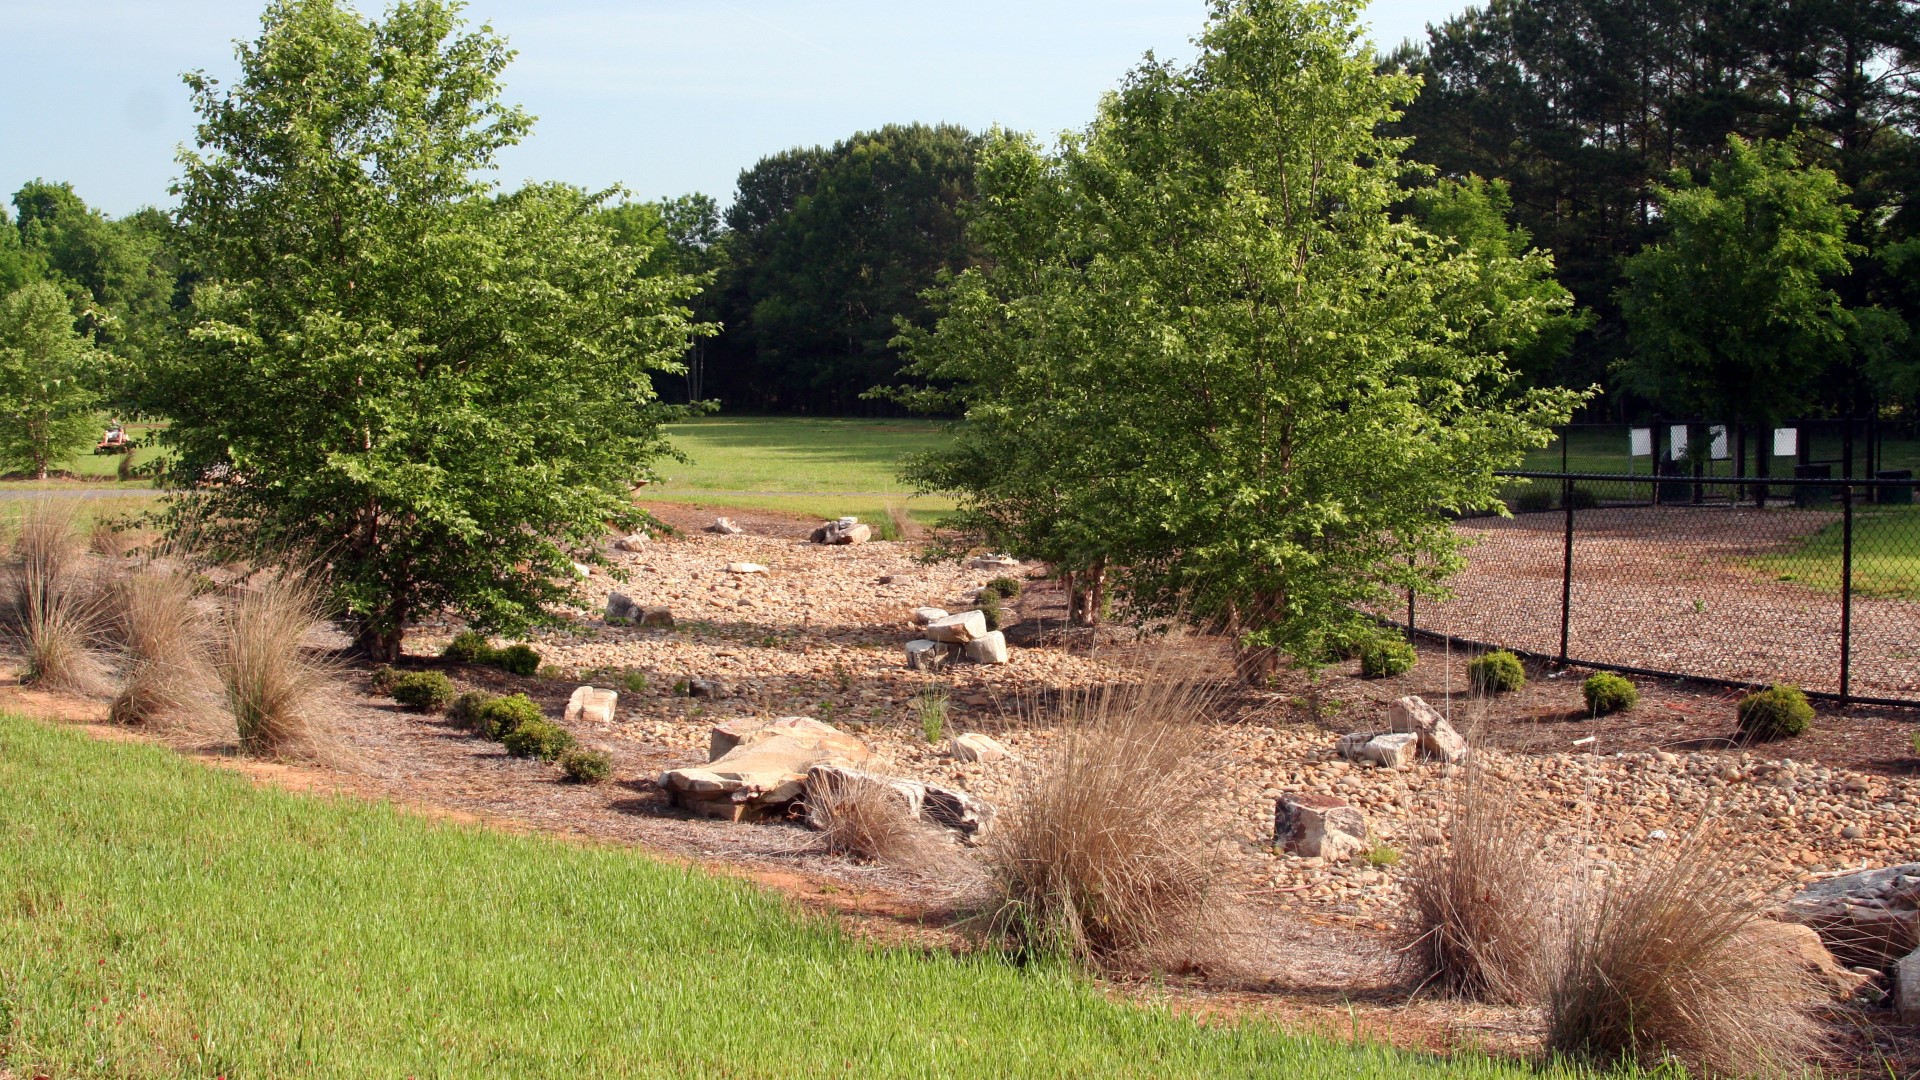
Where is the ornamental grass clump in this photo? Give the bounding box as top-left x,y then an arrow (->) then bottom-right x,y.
390,670 -> 455,712
806,769 -> 955,869
1582,672 -> 1638,717
107,559 -> 216,730
1737,684 -> 1813,741
1545,824 -> 1825,1077
981,655 -> 1229,974
8,500 -> 108,694
1358,634 -> 1416,679
1400,760 -> 1553,1003
221,573 -> 334,759
1467,650 -> 1526,694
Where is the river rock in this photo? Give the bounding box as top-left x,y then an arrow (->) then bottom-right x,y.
949,732 -> 1010,763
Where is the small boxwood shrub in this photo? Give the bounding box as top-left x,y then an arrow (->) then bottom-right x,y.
442,630 -> 493,664
622,670 -> 648,694
1583,672 -> 1639,716
1511,490 -> 1554,514
1358,635 -> 1417,679
367,664 -> 399,694
559,748 -> 612,783
973,599 -> 1003,632
390,670 -> 456,712
503,719 -> 576,761
982,576 -> 1022,600
1564,486 -> 1600,511
492,643 -> 541,677
448,690 -> 496,733
1737,684 -> 1813,741
1467,650 -> 1526,694
476,693 -> 542,741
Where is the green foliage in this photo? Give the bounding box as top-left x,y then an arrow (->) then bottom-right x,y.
476,693 -> 541,741
972,597 -> 1003,632
916,688 -> 948,744
559,747 -> 612,783
367,664 -> 399,694
151,0 -> 711,661
621,670 -> 648,694
1468,650 -> 1527,694
1582,672 -> 1639,716
982,576 -> 1022,600
0,282 -> 106,479
503,719 -> 576,761
1737,684 -> 1814,740
492,643 -> 541,677
1910,728 -> 1920,759
390,670 -> 456,712
0,712 -> 1617,1077
1564,486 -> 1599,511
1510,489 -> 1555,513
891,0 -> 1583,683
1618,137 -> 1858,427
443,630 -> 493,664
449,690 -> 497,734
1358,636 -> 1417,679
1365,843 -> 1401,868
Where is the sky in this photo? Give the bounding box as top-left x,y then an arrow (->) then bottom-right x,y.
0,1 -> 1466,219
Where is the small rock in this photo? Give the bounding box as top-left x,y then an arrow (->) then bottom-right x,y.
1361,733 -> 1419,769
949,732 -> 1010,763
638,605 -> 675,628
1274,793 -> 1367,861
969,553 -> 1020,571
1386,695 -> 1469,764
905,639 -> 959,672
726,562 -> 768,575
910,607 -> 949,626
688,677 -> 730,699
809,517 -> 870,545
963,630 -> 1010,665
1842,825 -> 1864,840
605,592 -> 641,623
924,610 -> 988,644
613,532 -> 650,552
705,517 -> 743,535
571,561 -> 593,579
565,685 -> 618,725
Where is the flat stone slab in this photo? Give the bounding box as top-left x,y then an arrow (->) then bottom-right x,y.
662,717 -> 874,821
565,686 -> 618,725
923,609 -> 987,644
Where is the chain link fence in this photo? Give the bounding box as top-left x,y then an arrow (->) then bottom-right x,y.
1388,471 -> 1920,707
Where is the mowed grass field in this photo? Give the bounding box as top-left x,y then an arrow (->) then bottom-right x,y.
650,416 -> 956,525
0,716 -> 1641,1079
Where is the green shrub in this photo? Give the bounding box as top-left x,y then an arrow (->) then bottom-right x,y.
476,693 -> 542,741
503,719 -> 575,761
1737,684 -> 1813,741
1510,490 -> 1554,513
973,599 -> 1003,632
390,670 -> 456,712
1467,650 -> 1526,694
1564,486 -> 1599,511
367,664 -> 399,694
442,630 -> 493,664
559,748 -> 612,783
449,690 -> 497,734
492,643 -> 541,677
1358,635 -> 1417,678
622,670 -> 648,694
982,576 -> 1022,600
1582,672 -> 1638,716
1365,843 -> 1401,868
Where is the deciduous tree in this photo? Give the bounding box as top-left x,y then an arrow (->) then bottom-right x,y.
0,282 -> 105,479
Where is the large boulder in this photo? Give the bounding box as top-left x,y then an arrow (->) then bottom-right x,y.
923,610 -> 988,644
1785,863 -> 1920,967
1387,695 -> 1469,764
1734,919 -> 1876,1001
910,607 -> 949,626
963,630 -> 1009,665
661,717 -> 874,821
803,764 -> 998,842
565,685 -> 619,725
1274,793 -> 1367,861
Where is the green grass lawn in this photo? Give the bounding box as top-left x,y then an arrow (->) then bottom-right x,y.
1750,505 -> 1920,600
650,416 -> 956,524
0,715 -> 1634,1079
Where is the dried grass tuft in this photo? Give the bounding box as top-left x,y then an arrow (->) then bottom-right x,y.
1545,822 -> 1826,1077
1400,759 -> 1554,1003
220,573 -> 335,759
981,657 -> 1230,974
884,500 -> 915,542
107,558 -> 218,731
806,770 -> 959,870
8,500 -> 107,694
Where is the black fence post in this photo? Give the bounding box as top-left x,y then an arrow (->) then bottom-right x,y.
1560,475 -> 1574,666
1841,474 -> 1854,704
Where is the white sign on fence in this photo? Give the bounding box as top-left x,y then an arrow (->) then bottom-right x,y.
1670,425 -> 1690,458
1773,427 -> 1798,457
1709,424 -> 1729,460
1629,427 -> 1652,456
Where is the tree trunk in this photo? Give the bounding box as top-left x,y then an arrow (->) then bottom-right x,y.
1230,589 -> 1287,686
1062,569 -> 1079,628
356,624 -> 404,663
